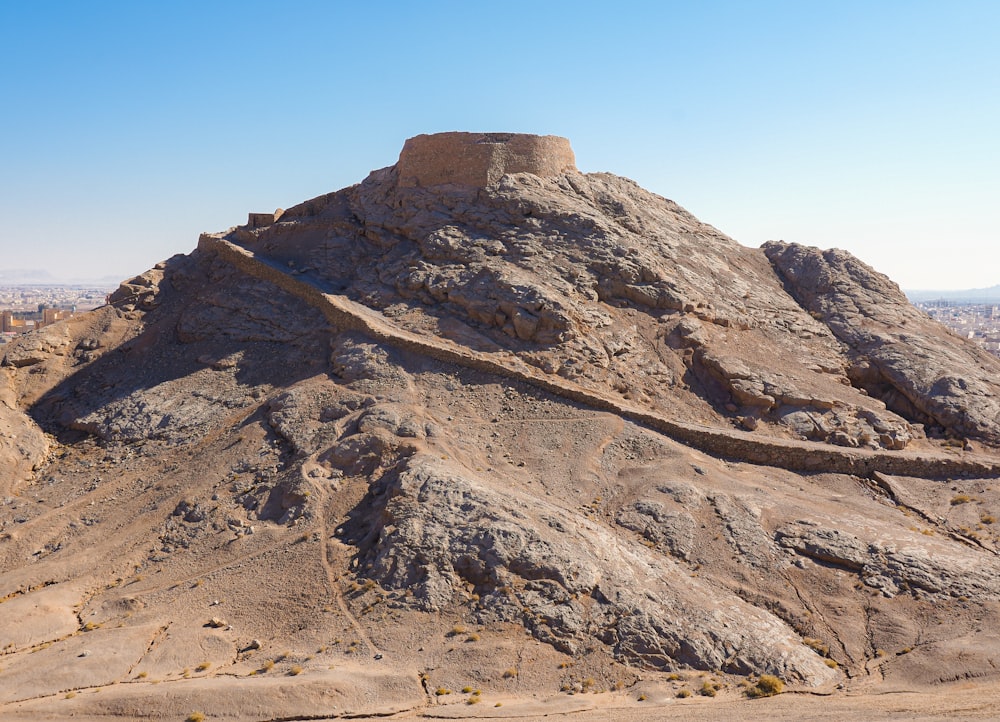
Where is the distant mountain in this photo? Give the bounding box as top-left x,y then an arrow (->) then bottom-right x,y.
906,285 -> 1000,303
0,269 -> 122,286
61,274 -> 124,286
0,268 -> 57,283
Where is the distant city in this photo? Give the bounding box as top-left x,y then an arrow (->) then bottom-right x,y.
915,300 -> 1000,358
0,284 -> 117,339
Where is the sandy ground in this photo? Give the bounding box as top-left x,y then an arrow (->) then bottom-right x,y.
5,673 -> 1000,721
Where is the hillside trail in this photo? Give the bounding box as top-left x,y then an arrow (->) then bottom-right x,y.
302,468 -> 382,659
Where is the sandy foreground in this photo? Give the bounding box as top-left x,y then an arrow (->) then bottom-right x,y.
3,668 -> 1000,721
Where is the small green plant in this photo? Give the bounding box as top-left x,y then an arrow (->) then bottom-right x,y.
289,665 -> 303,675
825,658 -> 838,668
951,494 -> 972,505
461,686 -> 473,693
503,667 -> 518,679
435,687 -> 452,696
676,689 -> 691,698
699,681 -> 717,697
746,674 -> 784,698
186,714 -> 206,722
195,662 -> 211,672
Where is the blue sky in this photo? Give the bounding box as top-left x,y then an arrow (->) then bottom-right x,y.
1,1 -> 997,288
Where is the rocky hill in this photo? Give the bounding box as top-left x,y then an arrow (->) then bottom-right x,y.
3,132 -> 1000,720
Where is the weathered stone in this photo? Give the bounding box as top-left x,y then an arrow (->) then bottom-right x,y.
765,241 -> 1000,444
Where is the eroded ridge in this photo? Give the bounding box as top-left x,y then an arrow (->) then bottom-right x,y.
198,233 -> 1000,480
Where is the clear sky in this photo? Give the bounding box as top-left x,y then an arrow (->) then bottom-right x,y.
1,1 -> 997,289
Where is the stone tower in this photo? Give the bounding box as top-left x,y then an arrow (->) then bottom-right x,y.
396,132 -> 577,188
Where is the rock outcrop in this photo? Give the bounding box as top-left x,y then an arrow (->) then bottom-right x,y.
4,133 -> 1000,719
765,241 -> 1000,444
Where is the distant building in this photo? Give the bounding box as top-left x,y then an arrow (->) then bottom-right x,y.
1,308 -> 73,334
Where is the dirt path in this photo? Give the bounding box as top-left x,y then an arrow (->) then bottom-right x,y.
304,472 -> 381,658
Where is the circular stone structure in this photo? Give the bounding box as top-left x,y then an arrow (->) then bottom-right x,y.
396,132 -> 577,188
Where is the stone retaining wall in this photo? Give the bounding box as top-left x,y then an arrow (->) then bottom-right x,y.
199,233 -> 1000,480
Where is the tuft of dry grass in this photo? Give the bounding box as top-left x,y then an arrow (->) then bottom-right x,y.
746,674 -> 784,698
803,637 -> 829,656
